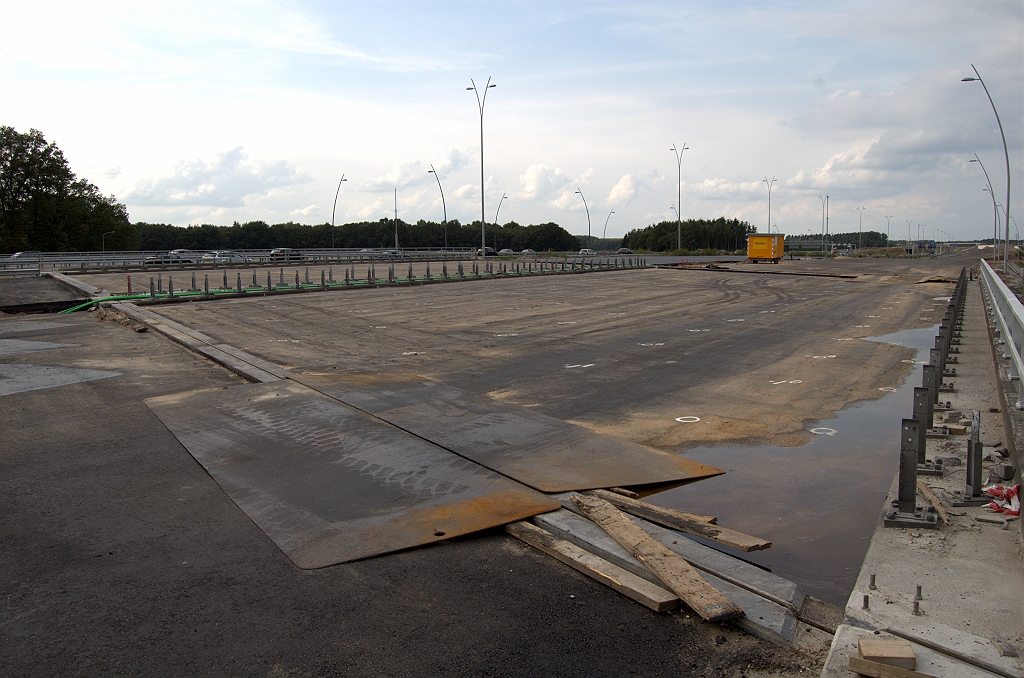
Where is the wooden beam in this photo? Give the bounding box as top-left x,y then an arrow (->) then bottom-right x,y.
916,480 -> 950,526
505,521 -> 680,612
569,494 -> 744,623
847,657 -> 935,678
587,489 -> 771,552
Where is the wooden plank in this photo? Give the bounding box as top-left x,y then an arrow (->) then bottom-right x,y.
859,637 -> 916,670
505,521 -> 680,613
847,657 -> 935,678
607,487 -> 640,499
569,494 -> 743,623
587,489 -> 770,551
916,480 -> 950,526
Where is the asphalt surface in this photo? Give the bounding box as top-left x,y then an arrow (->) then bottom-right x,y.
2,254 -> 973,676
1,313 -> 811,677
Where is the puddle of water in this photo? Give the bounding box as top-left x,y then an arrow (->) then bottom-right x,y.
650,325 -> 938,607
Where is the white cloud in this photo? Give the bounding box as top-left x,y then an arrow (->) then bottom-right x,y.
123,147 -> 309,207
365,149 -> 471,192
517,164 -> 572,201
293,204 -> 321,217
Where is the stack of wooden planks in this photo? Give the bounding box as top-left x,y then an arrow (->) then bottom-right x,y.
507,490 -> 770,622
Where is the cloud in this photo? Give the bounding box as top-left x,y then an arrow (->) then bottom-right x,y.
124,147 -> 308,207
293,204 -> 321,217
607,171 -> 665,206
684,178 -> 763,199
364,149 -> 471,192
517,164 -> 572,201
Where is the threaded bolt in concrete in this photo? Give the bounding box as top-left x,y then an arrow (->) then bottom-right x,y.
913,600 -> 920,615
915,585 -> 922,601
862,594 -> 869,610
869,574 -> 877,590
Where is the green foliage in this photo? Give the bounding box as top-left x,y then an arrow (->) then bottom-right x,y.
0,126 -> 136,253
786,231 -> 889,248
135,219 -> 582,252
621,218 -> 755,253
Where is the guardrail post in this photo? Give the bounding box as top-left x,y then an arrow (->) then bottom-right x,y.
204,274 -> 209,295
168,277 -> 174,298
922,364 -> 939,404
912,387 -> 932,463
150,278 -> 155,299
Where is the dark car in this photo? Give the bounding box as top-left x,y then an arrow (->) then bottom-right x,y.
617,247 -> 633,254
270,248 -> 300,262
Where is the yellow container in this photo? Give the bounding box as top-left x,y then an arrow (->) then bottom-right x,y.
747,234 -> 785,263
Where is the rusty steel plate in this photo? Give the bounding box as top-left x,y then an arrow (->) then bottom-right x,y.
145,381 -> 559,568
293,374 -> 723,493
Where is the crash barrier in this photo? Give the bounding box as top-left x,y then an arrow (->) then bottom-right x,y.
885,267 -> 968,529
979,258 -> 1024,410
60,257 -> 650,313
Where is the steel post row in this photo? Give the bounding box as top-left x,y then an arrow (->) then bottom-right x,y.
885,267 -> 968,528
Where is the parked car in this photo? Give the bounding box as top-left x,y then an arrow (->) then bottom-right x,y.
497,248 -> 515,255
617,247 -> 632,254
380,250 -> 411,260
579,248 -> 597,256
476,247 -> 495,256
144,249 -> 199,265
520,249 -> 536,255
10,251 -> 41,259
269,248 -> 300,262
202,250 -> 253,264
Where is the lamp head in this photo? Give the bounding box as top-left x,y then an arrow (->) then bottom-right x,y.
488,84 -> 496,88
466,86 -> 474,90
961,77 -> 977,82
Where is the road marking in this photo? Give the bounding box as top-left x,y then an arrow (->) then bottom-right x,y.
565,364 -> 595,369
726,318 -> 745,322
675,416 -> 701,423
854,325 -> 870,328
810,427 -> 837,436
401,351 -> 421,355
687,329 -> 710,332
770,379 -> 803,384
496,334 -> 519,337
879,387 -> 897,392
638,342 -> 665,346
813,355 -> 837,359
837,338 -> 853,341
558,321 -> 577,325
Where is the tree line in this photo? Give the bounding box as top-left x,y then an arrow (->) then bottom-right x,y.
785,231 -> 889,249
135,219 -> 581,252
621,218 -> 756,253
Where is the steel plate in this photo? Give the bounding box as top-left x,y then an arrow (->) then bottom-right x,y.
145,381 -> 559,568
293,374 -> 723,492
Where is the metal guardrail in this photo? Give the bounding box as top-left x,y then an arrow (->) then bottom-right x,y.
979,258 -> 1024,408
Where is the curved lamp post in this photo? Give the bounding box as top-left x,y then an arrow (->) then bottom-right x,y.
884,214 -> 893,257
856,206 -> 865,250
670,143 -> 688,250
970,155 -> 1000,260
101,230 -> 114,257
963,65 -> 1011,272
763,176 -> 776,235
331,174 -> 347,250
603,209 -> 615,243
468,77 -> 496,257
494,192 -> 506,250
575,187 -> 591,245
427,165 -> 447,250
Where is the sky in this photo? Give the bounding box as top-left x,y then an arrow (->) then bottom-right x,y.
2,1 -> 1022,241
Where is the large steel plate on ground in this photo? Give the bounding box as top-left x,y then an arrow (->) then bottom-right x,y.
293,374 -> 723,493
145,381 -> 559,568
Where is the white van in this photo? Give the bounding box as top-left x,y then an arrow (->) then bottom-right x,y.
579,248 -> 597,256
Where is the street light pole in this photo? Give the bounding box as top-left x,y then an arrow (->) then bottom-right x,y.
468,77 -> 496,258
763,176 -> 776,235
963,65 -> 1011,273
427,165 -> 447,250
575,188 -> 591,245
884,214 -> 893,257
494,193 -> 506,250
331,174 -> 347,250
101,230 -> 114,255
603,209 -> 615,243
825,195 -> 829,258
856,206 -> 865,251
818,194 -> 826,254
970,155 -> 999,261
394,188 -> 399,250
670,143 -> 688,250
